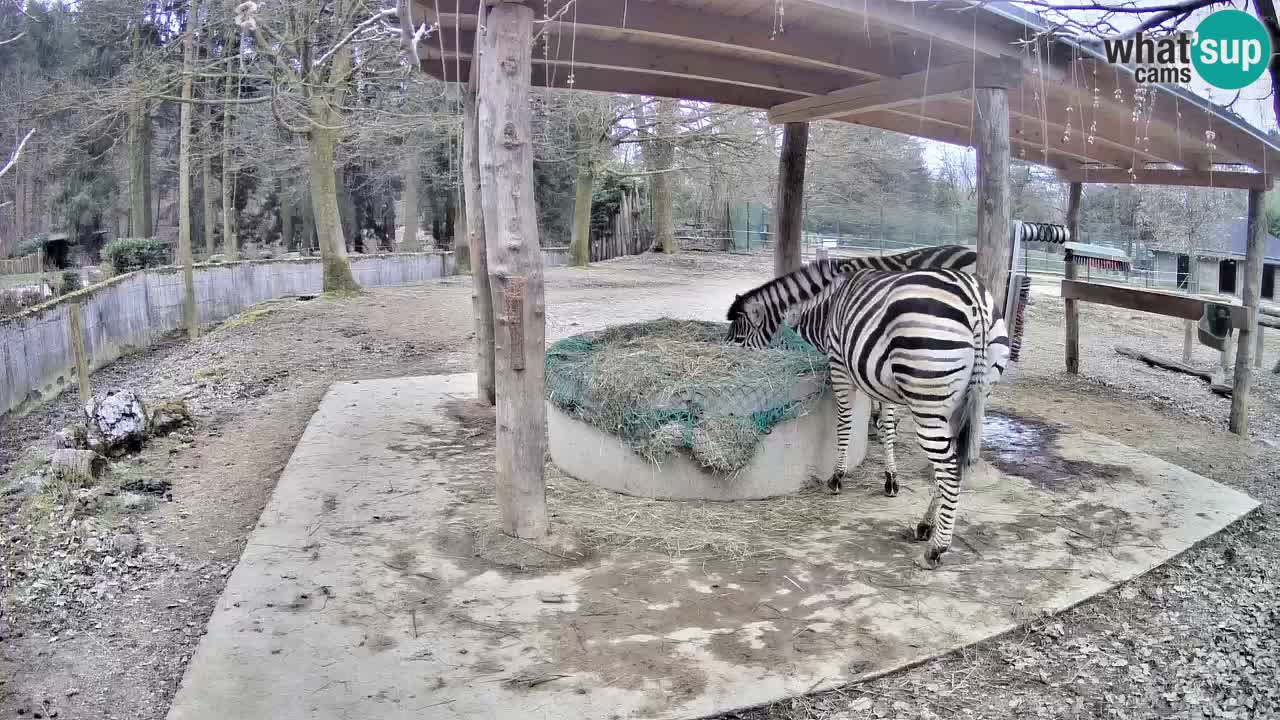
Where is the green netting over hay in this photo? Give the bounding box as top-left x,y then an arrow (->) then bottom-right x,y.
545,318 -> 831,474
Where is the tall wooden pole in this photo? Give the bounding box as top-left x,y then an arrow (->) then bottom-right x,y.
462,1 -> 495,405
1229,188 -> 1267,435
478,1 -> 547,539
974,86 -> 1012,308
1064,182 -> 1083,374
774,121 -> 808,277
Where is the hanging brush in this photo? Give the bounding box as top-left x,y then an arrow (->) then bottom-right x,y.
1007,274 -> 1032,363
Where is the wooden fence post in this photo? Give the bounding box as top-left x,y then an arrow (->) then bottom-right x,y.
478,1 -> 548,540
774,121 -> 807,276
1182,319 -> 1194,364
974,85 -> 1012,309
1229,187 -> 1266,434
1064,182 -> 1082,374
462,1 -> 495,406
1255,326 -> 1264,368
67,302 -> 91,405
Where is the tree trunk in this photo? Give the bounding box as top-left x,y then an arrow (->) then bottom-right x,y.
1229,189 -> 1266,435
974,87 -> 1012,307
281,195 -> 295,251
463,2 -> 495,404
401,153 -> 420,252
652,99 -> 677,254
774,121 -> 808,276
221,52 -> 238,259
128,108 -> 153,238
202,122 -> 216,257
570,145 -> 594,267
477,1 -> 547,539
307,103 -> 359,292
178,0 -> 200,340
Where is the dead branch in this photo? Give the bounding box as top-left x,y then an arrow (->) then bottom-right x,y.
0,129 -> 35,180
0,31 -> 24,47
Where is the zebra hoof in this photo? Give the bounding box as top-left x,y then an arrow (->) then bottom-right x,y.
924,546 -> 947,569
914,522 -> 934,542
883,472 -> 899,497
826,473 -> 844,495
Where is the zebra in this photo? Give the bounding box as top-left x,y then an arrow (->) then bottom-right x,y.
774,245 -> 980,498
725,260 -> 1010,567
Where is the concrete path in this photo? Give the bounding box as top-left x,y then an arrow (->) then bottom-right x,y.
166,373 -> 1259,720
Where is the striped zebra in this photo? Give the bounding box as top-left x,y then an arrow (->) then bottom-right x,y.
725,259 -> 1010,567
780,246 -> 979,498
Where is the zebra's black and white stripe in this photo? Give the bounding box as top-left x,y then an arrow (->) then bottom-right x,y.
778,245 -> 979,498
725,256 -> 1010,567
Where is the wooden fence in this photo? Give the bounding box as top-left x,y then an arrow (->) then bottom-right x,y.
0,249 -> 42,275
588,185 -> 652,262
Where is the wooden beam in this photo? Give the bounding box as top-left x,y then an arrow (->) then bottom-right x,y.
775,122 -> 808,277
463,1 -> 494,406
975,86 -> 1011,308
814,0 -> 1012,59
1056,168 -> 1274,191
1064,182 -> 1082,375
768,58 -> 1018,125
477,1 -> 547,539
1230,188 -> 1267,435
423,2 -> 910,80
423,59 -> 807,111
423,31 -> 861,98
1061,279 -> 1250,326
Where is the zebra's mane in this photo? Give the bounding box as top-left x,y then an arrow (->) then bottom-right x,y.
727,245 -> 976,322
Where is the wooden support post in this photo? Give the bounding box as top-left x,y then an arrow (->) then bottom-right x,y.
1256,326 -> 1264,368
462,1 -> 495,406
1182,319 -> 1194,364
1064,182 -> 1082,374
774,121 -> 807,277
974,86 -> 1012,309
1229,188 -> 1267,435
477,1 -> 548,539
67,302 -> 91,405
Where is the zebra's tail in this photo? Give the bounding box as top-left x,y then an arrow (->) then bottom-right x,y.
952,286 -> 992,472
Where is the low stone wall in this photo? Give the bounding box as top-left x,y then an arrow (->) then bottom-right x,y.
0,252 -> 459,416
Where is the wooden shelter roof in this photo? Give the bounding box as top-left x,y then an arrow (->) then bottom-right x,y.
413,0 -> 1280,190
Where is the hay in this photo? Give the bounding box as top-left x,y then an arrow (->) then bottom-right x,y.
545,318 -> 828,474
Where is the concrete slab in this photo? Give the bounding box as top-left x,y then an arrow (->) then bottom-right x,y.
546,392 -> 871,501
166,374 -> 1259,720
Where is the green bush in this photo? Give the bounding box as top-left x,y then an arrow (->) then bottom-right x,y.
102,238 -> 168,273
59,269 -> 82,295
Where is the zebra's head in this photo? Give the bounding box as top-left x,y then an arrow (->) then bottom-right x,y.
725,293 -> 777,349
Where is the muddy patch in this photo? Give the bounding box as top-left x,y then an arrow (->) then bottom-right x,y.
983,411 -> 1132,491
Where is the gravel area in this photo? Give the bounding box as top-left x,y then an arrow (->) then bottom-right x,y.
1,250 -> 1276,720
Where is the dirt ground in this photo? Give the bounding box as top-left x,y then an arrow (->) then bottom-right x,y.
1,250 -> 1277,720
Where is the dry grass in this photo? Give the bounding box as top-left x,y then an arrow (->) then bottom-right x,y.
547,318 -> 828,474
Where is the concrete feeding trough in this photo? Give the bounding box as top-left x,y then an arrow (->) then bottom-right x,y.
546,390 -> 870,501
543,320 -> 870,501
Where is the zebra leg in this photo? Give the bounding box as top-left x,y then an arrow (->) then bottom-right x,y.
827,372 -> 856,495
909,414 -> 963,567
878,404 -> 900,497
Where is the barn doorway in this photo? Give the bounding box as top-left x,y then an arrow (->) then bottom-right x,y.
1176,255 -> 1190,289
1219,259 -> 1238,294
1264,264 -> 1276,300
